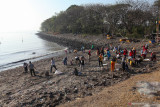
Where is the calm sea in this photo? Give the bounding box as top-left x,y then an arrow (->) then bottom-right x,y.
0,31 -> 66,71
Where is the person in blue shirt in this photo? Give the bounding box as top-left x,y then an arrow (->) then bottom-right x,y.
107,50 -> 111,60
63,57 -> 67,65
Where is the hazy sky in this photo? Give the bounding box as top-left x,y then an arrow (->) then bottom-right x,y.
0,0 -> 118,32
0,0 -> 154,32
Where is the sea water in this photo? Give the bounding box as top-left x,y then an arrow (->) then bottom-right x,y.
0,31 -> 65,71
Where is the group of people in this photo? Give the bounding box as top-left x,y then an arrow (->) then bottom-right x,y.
23,43 -> 157,76
23,58 -> 58,76
93,43 -> 156,72
23,61 -> 36,76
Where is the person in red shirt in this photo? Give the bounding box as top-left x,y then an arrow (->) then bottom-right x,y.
129,50 -> 133,58
123,48 -> 128,58
143,45 -> 145,51
88,50 -> 91,62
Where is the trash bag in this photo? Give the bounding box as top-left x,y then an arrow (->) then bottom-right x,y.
54,70 -> 63,75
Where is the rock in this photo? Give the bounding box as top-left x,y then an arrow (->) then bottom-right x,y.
113,75 -> 119,78
85,84 -> 93,89
49,92 -> 54,99
59,92 -> 64,97
54,95 -> 63,103
36,104 -> 43,107
65,96 -> 71,101
73,88 -> 78,93
32,52 -> 36,54
64,88 -> 70,94
86,93 -> 92,96
92,78 -> 98,82
84,82 -> 88,84
45,71 -> 49,77
6,92 -> 12,95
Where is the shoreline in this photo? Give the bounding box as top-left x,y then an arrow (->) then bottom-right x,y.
36,32 -> 98,50
0,48 -> 67,72
0,32 -> 160,106
0,32 -> 69,72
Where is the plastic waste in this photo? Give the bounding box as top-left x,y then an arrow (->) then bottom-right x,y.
55,70 -> 63,75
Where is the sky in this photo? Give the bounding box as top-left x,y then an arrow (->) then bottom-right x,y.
0,0 -> 154,32
0,0 -> 117,32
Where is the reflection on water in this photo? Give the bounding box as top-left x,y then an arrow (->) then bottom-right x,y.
0,31 -> 65,71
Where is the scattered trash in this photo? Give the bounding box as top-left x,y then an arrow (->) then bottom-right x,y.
143,59 -> 150,61
103,63 -> 108,66
55,70 -> 63,75
104,57 -> 107,61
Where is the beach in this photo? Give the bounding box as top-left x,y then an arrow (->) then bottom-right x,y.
0,33 -> 160,107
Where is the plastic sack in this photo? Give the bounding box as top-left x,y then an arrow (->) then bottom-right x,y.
54,70 -> 63,75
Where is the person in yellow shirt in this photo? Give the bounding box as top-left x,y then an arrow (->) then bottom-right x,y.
98,54 -> 103,67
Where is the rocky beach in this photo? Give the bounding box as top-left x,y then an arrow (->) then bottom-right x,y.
0,33 -> 160,107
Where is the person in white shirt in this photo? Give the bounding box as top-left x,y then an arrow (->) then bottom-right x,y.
50,58 -> 57,73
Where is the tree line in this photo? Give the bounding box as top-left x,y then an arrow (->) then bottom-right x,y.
41,0 -> 160,38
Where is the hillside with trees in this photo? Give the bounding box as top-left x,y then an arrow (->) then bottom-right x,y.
40,0 -> 159,38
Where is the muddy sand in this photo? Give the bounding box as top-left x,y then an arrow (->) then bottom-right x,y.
0,33 -> 159,107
